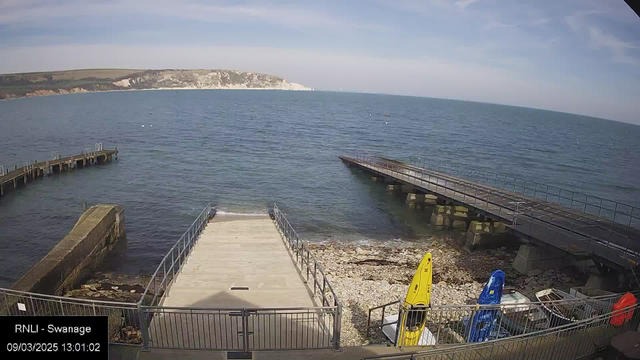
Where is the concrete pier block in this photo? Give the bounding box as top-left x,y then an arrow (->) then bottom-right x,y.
386,184 -> 399,191
424,194 -> 438,204
469,220 -> 491,234
492,222 -> 507,233
408,202 -> 425,210
434,205 -> 449,214
430,213 -> 446,228
452,219 -> 467,229
512,244 -> 569,275
406,193 -> 426,203
371,176 -> 380,182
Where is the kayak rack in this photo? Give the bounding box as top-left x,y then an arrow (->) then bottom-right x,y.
366,290 -> 634,349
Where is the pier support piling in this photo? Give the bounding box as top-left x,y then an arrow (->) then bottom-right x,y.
512,244 -> 569,275
430,205 -> 471,229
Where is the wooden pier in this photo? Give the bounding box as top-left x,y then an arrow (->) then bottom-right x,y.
0,148 -> 118,197
340,155 -> 640,271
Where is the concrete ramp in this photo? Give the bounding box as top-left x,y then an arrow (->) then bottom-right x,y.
146,214 -> 336,350
162,214 -> 316,308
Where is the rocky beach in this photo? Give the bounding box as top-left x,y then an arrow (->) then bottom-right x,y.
308,235 -> 587,347
64,272 -> 156,344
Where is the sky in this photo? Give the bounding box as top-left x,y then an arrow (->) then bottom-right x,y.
0,0 -> 639,124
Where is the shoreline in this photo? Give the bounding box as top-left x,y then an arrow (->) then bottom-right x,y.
308,236 -> 586,346
0,86 -> 313,102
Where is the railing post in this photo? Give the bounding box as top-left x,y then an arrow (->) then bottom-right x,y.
306,251 -> 310,282
322,278 -> 327,306
333,303 -> 342,350
242,309 -> 250,352
139,304 -> 151,351
397,306 -> 406,349
313,262 -> 317,295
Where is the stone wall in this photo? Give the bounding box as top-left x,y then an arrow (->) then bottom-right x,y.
11,204 -> 125,295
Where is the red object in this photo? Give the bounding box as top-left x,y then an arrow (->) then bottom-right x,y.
611,293 -> 637,327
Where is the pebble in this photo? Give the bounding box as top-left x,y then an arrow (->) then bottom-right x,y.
308,236 -> 584,347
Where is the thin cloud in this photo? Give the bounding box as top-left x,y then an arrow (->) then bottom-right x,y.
588,27 -> 639,65
482,21 -> 514,31
455,0 -> 479,12
565,10 -> 639,65
529,17 -> 549,26
0,0 -> 385,31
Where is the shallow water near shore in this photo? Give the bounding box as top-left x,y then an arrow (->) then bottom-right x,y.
1,90 -> 639,287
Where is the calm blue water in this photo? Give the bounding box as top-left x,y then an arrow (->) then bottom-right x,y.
1,90 -> 639,287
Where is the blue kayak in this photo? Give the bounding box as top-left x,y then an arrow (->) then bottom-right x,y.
467,269 -> 505,342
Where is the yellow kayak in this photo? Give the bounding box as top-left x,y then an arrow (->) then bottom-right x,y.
399,252 -> 432,346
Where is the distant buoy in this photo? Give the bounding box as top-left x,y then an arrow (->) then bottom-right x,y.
385,121 -> 388,124
150,125 -> 153,127
142,125 -> 145,127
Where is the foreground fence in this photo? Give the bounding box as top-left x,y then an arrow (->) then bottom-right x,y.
368,292 -> 628,348
365,302 -> 640,360
141,306 -> 338,351
0,287 -> 142,344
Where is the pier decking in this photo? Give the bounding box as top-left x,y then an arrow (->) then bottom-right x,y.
0,148 -> 118,197
162,215 -> 316,308
340,155 -> 640,270
142,208 -> 340,352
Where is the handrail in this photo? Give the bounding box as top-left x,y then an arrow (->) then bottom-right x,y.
376,154 -> 640,228
138,203 -> 213,306
364,301 -> 640,359
272,203 -> 342,349
348,155 -> 640,263
365,290 -> 636,341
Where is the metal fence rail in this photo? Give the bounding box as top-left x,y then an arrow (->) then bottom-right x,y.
0,203 -> 342,352
347,156 -> 640,266
272,203 -> 342,348
139,203 -> 214,307
364,302 -> 640,360
132,203 -> 342,352
367,292 -> 628,348
141,306 -> 338,351
0,287 -> 142,344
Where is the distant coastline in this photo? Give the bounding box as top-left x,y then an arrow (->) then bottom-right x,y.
0,86 -> 314,102
0,68 -> 311,100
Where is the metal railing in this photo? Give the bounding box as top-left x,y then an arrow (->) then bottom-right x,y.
364,301 -> 640,360
141,305 -> 338,351
367,291 -> 635,348
0,204 -> 215,347
348,155 -> 640,266
392,155 -> 640,229
134,203 -> 342,351
139,203 -> 214,307
1,144 -> 115,182
0,287 -> 142,344
272,203 -> 342,348
0,203 -> 342,352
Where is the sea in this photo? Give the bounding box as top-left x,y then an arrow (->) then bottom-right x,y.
1,90 -> 639,287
